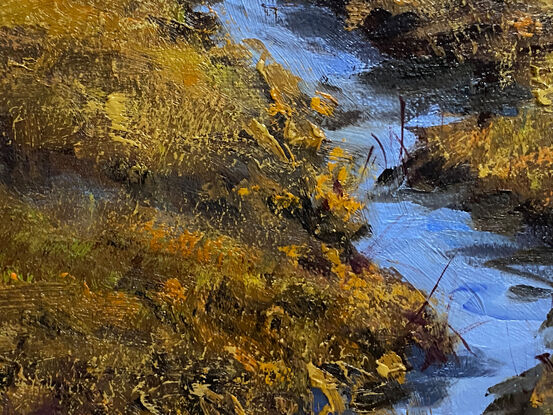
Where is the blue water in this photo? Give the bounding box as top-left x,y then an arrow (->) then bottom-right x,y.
361,202 -> 551,413
213,1 -> 553,413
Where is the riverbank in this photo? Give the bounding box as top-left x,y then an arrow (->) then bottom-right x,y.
282,0 -> 553,412
401,108 -> 553,247
305,1 -> 553,412
311,0 -> 553,65
309,0 -> 553,245
0,0 -> 457,413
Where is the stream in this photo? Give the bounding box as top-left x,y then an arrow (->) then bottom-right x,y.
211,1 -> 553,413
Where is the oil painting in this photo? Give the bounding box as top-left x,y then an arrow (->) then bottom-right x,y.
0,0 -> 552,413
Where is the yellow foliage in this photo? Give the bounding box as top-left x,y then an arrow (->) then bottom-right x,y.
259,361 -> 292,386
148,45 -> 204,86
243,119 -> 290,162
255,52 -> 329,150
509,15 -> 541,38
530,389 -> 542,408
529,365 -> 553,409
272,191 -> 300,212
376,351 -> 407,384
0,181 -> 456,412
284,118 -> 326,150
322,243 -> 352,283
256,58 -> 302,101
314,151 -> 364,222
329,147 -> 346,160
268,87 -> 293,117
337,166 -> 348,183
311,96 -> 334,116
278,244 -> 304,266
224,346 -> 292,386
426,109 -> 553,208
311,91 -> 338,116
105,93 -> 131,133
160,278 -> 187,304
237,187 -> 251,196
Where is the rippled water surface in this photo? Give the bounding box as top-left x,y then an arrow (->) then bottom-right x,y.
213,1 -> 553,413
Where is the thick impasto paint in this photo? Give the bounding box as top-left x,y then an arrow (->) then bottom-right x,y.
0,0 -> 552,414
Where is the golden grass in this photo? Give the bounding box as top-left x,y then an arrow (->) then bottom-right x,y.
424,51 -> 553,209
0,0 -> 455,412
0,181 -> 453,412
